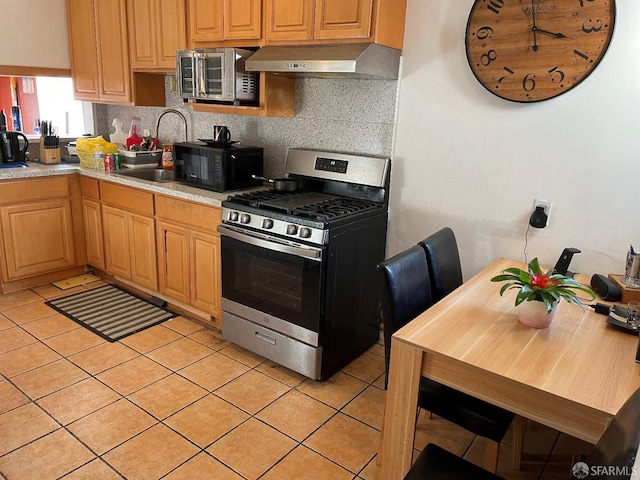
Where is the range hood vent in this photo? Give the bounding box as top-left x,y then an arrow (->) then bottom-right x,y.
245,43 -> 401,80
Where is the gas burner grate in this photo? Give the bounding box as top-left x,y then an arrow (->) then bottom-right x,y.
227,190 -> 295,208
292,198 -> 378,222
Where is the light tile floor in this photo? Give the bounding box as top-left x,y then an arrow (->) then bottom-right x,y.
0,281 -> 593,479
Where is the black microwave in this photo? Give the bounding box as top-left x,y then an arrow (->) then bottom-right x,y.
173,142 -> 264,192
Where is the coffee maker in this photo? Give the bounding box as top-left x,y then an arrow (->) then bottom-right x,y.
0,131 -> 28,164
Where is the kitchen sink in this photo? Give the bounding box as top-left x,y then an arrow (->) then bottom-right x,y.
115,168 -> 174,182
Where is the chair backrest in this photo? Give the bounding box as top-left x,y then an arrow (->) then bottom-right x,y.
418,227 -> 463,302
586,388 -> 640,479
377,245 -> 434,387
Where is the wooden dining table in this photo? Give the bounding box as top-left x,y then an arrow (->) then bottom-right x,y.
379,257 -> 640,479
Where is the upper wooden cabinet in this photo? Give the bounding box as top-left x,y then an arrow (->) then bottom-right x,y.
265,0 -> 406,49
224,0 -> 262,41
315,0 -> 373,40
66,0 -> 166,105
188,0 -> 261,46
66,0 -> 100,100
67,0 -> 131,103
128,0 -> 187,71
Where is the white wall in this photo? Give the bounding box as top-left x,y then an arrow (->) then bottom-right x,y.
390,0 -> 640,279
0,0 -> 70,69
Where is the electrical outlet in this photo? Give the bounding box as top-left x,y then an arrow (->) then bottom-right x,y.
533,199 -> 552,227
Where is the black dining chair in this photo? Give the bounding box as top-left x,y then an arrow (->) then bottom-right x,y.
417,227 -> 463,303
404,387 -> 640,480
417,226 -> 526,469
378,245 -> 516,473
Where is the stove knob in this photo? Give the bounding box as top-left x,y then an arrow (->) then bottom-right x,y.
240,214 -> 251,224
262,219 -> 274,229
286,225 -> 298,236
229,211 -> 239,222
299,227 -> 312,239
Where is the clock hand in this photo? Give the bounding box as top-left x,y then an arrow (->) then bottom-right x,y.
530,0 -> 538,51
535,28 -> 573,40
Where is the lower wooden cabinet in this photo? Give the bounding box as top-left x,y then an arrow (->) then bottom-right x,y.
157,221 -> 190,304
190,229 -> 221,315
82,198 -> 105,270
0,199 -> 77,281
101,182 -> 157,291
158,221 -> 221,317
0,176 -> 86,288
103,205 -> 158,291
156,195 -> 222,321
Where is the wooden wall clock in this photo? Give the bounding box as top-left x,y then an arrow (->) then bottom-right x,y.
465,0 -> 615,102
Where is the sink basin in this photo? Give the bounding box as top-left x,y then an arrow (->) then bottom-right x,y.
115,168 -> 174,182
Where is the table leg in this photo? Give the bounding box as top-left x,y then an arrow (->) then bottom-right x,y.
379,340 -> 423,479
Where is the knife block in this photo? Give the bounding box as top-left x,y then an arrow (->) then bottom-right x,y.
39,137 -> 60,164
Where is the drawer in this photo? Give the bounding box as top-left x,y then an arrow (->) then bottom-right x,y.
0,176 -> 69,205
156,195 -> 221,233
222,311 -> 321,380
80,176 -> 100,200
101,182 -> 154,216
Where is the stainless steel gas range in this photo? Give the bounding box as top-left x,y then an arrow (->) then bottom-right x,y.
217,148 -> 390,380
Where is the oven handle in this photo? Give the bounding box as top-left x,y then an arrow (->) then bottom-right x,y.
217,224 -> 323,261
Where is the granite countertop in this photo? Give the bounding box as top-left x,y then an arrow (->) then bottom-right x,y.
0,162 -> 244,207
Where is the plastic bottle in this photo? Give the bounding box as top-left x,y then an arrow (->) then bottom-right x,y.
93,143 -> 105,171
161,144 -> 173,170
0,109 -> 6,131
126,123 -> 143,151
11,106 -> 22,132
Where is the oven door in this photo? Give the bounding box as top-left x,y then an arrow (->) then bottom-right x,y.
218,224 -> 324,341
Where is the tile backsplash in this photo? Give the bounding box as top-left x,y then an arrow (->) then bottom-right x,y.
95,76 -> 398,177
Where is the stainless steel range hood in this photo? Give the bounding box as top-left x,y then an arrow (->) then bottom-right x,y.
245,43 -> 401,80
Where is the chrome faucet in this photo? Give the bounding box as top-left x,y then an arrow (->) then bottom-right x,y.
152,109 -> 188,143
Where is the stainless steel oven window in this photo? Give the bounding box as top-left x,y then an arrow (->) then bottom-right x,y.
236,251 -> 304,312
202,55 -> 223,96
177,55 -> 195,97
221,235 -> 324,333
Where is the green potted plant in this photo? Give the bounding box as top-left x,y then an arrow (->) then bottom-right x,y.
490,257 -> 596,328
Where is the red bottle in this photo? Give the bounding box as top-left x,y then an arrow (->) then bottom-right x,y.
126,124 -> 143,150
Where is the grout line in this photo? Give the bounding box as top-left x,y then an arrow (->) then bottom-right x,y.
0,287 -> 405,479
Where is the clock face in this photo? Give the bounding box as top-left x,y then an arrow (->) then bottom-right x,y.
465,0 -> 615,102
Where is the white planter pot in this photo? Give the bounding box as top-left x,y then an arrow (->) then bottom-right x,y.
517,300 -> 558,329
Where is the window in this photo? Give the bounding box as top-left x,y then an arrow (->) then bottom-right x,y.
0,76 -> 93,137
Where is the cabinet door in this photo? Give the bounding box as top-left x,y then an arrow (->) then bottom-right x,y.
223,0 -> 262,40
94,0 -> 132,102
190,230 -> 221,317
129,213 -> 158,291
157,221 -> 190,304
128,0 -> 158,69
265,0 -> 314,41
66,0 -> 100,101
158,0 -> 187,69
83,198 -> 105,270
314,0 -> 373,40
102,205 -> 131,279
0,199 -> 76,281
189,0 -> 223,43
